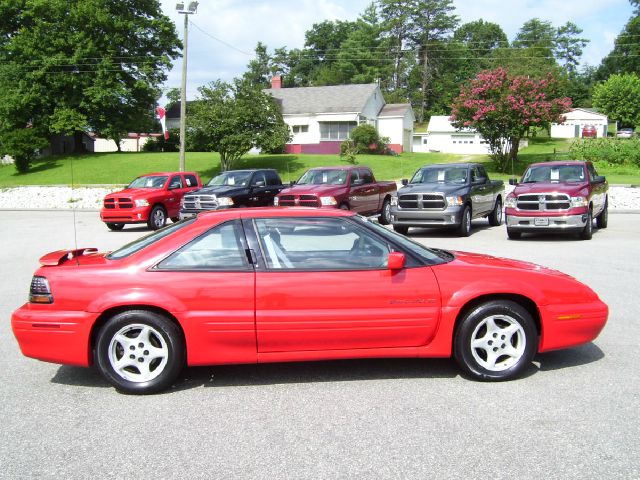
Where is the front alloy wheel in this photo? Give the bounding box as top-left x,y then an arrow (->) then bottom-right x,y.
454,300 -> 536,381
148,205 -> 166,230
379,198 -> 391,225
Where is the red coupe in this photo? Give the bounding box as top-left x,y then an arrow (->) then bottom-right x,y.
12,208 -> 608,394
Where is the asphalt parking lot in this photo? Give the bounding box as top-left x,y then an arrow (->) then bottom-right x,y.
1,210 -> 638,479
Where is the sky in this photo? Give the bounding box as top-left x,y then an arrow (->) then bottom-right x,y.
159,0 -> 635,101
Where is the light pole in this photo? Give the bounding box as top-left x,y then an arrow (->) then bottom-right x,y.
176,1 -> 198,172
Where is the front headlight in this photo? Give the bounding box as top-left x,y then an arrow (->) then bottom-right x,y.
505,195 -> 517,208
135,199 -> 149,207
390,196 -> 398,206
446,196 -> 464,207
273,197 -> 279,206
320,196 -> 337,206
217,197 -> 234,207
571,196 -> 588,208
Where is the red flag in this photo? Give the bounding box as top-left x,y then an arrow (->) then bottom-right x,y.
156,106 -> 169,140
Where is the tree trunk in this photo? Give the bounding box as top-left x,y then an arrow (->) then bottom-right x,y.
73,131 -> 87,153
506,137 -> 521,173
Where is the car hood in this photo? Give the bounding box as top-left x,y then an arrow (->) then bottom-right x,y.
280,184 -> 346,196
189,185 -> 246,196
399,183 -> 467,196
104,188 -> 163,199
449,250 -> 570,276
512,182 -> 588,195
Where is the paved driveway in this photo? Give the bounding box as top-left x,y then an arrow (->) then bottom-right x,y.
0,211 -> 638,479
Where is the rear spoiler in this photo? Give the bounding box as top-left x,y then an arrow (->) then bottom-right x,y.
39,248 -> 98,266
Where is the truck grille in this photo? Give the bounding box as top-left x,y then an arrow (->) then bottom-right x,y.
103,197 -> 133,209
278,194 -> 320,207
182,194 -> 219,210
516,193 -> 571,211
398,193 -> 446,210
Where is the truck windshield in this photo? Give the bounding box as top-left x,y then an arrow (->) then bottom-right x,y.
411,166 -> 467,184
208,171 -> 252,187
127,175 -> 168,189
522,165 -> 585,183
297,169 -> 347,185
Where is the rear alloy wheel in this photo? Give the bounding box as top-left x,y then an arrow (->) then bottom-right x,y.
596,201 -> 608,229
488,198 -> 503,226
458,206 -> 471,237
106,223 -> 124,231
393,224 -> 409,235
378,198 -> 391,225
95,310 -> 185,394
580,210 -> 593,240
454,300 -> 536,381
507,228 -> 521,240
147,205 -> 167,230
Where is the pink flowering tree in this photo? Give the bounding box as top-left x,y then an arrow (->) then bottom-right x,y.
450,68 -> 572,172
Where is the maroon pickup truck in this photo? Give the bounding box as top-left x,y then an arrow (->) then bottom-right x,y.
505,161 -> 608,240
275,166 -> 397,223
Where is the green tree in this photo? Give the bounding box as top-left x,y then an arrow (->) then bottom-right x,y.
188,80 -> 291,171
554,22 -> 589,75
453,19 -> 507,57
513,18 -> 556,52
592,73 -> 640,128
597,16 -> 640,79
0,0 -> 179,167
243,42 -> 273,88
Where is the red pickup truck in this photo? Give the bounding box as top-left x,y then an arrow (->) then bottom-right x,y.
505,161 -> 608,240
100,171 -> 202,231
274,166 -> 397,223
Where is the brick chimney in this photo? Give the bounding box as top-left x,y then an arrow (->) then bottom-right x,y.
271,75 -> 282,89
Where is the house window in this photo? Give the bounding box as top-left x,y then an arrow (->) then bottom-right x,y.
292,125 -> 308,134
422,138 -> 428,145
319,122 -> 357,141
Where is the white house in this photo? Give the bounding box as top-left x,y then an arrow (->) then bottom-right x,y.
266,77 -> 414,154
551,108 -> 609,138
413,116 -> 491,155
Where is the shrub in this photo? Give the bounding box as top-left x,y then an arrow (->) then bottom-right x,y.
142,128 -> 180,152
569,137 -> 640,167
349,124 -> 389,154
0,129 -> 49,173
339,140 -> 358,164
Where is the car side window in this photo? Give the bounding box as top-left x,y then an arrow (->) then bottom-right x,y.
156,221 -> 249,270
184,174 -> 198,187
169,176 -> 183,189
587,164 -> 597,182
360,169 -> 374,184
477,165 -> 488,179
254,217 -> 391,271
251,172 -> 267,187
265,171 -> 281,186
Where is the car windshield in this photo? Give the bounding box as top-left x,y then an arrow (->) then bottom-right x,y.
127,175 -> 168,189
297,169 -> 347,185
411,166 -> 468,184
354,216 -> 452,266
522,165 -> 585,183
107,219 -> 195,260
208,171 -> 252,187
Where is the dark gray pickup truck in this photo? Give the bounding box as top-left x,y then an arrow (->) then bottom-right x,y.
390,163 -> 504,236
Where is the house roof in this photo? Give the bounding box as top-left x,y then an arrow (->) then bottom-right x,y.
427,115 -> 476,134
378,103 -> 412,118
265,84 -> 379,115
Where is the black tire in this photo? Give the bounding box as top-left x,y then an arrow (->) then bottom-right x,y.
378,197 -> 391,225
393,224 -> 409,235
488,198 -> 503,227
106,223 -> 124,231
454,300 -> 537,381
458,205 -> 471,237
95,310 -> 185,394
596,200 -> 608,229
580,209 -> 593,240
147,205 -> 167,230
170,217 -> 180,223
507,228 -> 521,240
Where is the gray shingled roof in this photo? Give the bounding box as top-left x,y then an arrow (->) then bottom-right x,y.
379,103 -> 411,117
265,84 -> 379,115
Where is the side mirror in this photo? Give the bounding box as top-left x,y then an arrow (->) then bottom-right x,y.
289,180 -> 296,186
352,178 -> 365,186
253,180 -> 266,187
401,178 -> 409,186
593,175 -> 606,184
387,252 -> 405,270
509,178 -> 518,186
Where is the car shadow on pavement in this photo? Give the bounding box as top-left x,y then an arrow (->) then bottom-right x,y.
535,342 -> 605,371
50,365 -> 111,388
407,220 -> 493,238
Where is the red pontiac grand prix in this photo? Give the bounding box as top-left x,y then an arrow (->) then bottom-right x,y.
12,208 -> 608,394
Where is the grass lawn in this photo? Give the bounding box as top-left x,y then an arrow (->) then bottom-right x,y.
1,138 -> 639,186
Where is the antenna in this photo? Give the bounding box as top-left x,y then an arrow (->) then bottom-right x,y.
69,152 -> 80,266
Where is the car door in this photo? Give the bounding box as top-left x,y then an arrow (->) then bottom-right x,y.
248,216 -> 441,353
247,171 -> 270,207
587,163 -> 607,215
166,175 -> 185,217
348,169 -> 378,213
470,166 -> 492,215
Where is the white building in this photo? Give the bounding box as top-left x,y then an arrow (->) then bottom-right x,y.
550,108 -> 609,138
413,116 -> 491,154
266,78 -> 414,154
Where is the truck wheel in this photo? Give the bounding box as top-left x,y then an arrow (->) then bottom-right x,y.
507,228 -> 521,240
453,300 -> 536,381
596,201 -> 608,229
488,198 -> 503,226
95,310 -> 185,394
393,225 -> 409,235
458,206 -> 471,237
106,223 -> 124,231
378,198 -> 391,225
580,210 -> 593,240
147,205 -> 167,230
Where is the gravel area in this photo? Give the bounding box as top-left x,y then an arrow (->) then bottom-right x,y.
0,184 -> 639,211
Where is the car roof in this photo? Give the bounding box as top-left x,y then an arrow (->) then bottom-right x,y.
307,166 -> 360,171
528,161 -> 588,168
216,169 -> 276,173
418,162 -> 476,168
138,171 -> 198,177
195,207 -> 355,226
